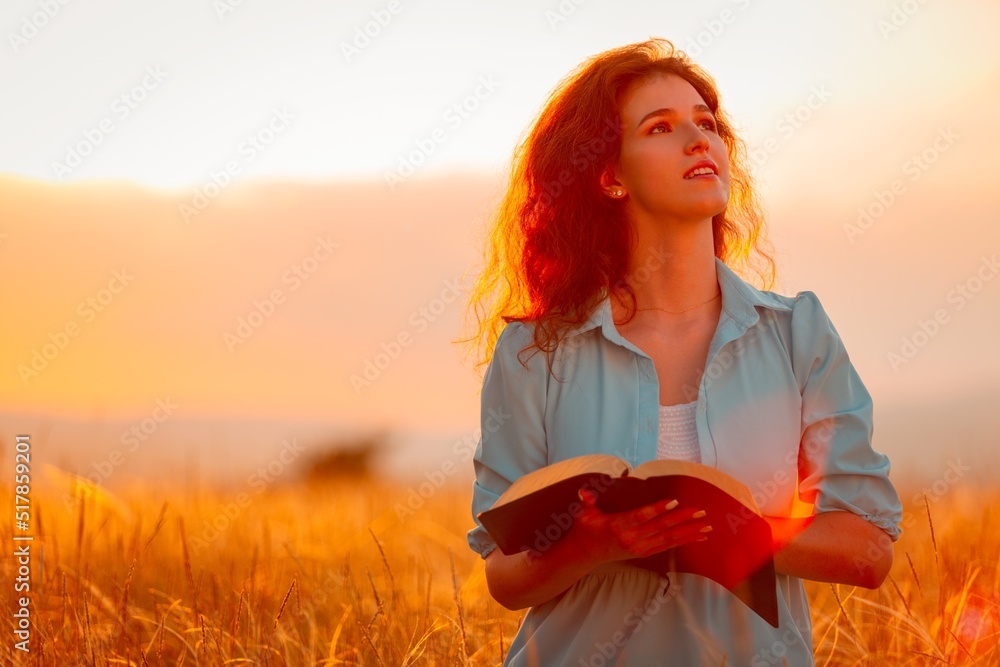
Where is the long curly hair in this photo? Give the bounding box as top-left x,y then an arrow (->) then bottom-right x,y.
460,37 -> 775,375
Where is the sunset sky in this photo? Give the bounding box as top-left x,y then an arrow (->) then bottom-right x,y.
2,0 -> 998,484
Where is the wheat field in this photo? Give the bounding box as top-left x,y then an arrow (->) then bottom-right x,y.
1,466 -> 996,666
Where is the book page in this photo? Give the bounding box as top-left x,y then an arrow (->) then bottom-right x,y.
493,453 -> 629,507
631,459 -> 760,514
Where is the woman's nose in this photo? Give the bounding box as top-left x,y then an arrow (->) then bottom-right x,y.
685,126 -> 710,154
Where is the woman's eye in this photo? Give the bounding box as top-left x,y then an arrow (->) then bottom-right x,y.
649,119 -> 716,134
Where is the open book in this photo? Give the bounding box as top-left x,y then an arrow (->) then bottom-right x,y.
478,453 -> 779,627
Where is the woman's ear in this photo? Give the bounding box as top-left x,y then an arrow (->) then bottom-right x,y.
598,168 -> 616,190
599,168 -> 626,199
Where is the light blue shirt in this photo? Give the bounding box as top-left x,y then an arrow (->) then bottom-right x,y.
467,257 -> 903,666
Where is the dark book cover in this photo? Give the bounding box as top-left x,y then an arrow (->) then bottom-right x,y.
479,469 -> 779,627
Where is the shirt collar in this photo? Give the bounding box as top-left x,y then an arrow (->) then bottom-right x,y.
565,257 -> 790,342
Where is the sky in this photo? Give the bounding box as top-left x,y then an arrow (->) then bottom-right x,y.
1,0 -> 999,484
3,0 -> 997,186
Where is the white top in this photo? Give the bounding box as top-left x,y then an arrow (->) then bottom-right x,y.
657,400 -> 701,463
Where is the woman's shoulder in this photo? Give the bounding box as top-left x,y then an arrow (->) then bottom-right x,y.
495,312 -> 601,366
491,319 -> 548,373
745,286 -> 846,354
784,289 -> 840,335
722,262 -> 826,324
494,318 -> 539,356
746,280 -> 835,329
739,286 -> 846,370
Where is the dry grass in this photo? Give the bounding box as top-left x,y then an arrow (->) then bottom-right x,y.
1,471 -> 996,666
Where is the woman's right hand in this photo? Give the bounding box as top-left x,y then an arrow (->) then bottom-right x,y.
566,487 -> 713,570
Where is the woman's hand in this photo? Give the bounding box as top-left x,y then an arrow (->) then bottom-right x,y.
558,487 -> 713,570
485,486 -> 713,611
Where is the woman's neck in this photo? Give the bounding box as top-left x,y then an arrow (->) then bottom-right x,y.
614,219 -> 719,318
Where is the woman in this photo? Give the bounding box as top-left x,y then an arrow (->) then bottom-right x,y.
463,38 -> 903,666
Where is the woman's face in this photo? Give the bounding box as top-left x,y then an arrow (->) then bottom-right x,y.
606,73 -> 731,225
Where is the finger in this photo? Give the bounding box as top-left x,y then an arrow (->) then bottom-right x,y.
613,500 -> 677,533
643,509 -> 712,532
651,498 -> 679,513
635,522 -> 713,556
659,521 -> 715,546
632,505 -> 706,532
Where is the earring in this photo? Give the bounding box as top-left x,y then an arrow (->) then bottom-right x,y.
611,189 -> 624,198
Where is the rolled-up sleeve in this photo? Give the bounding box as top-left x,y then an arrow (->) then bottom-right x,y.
790,291 -> 903,541
467,322 -> 550,558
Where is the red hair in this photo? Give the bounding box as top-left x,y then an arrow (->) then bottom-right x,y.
460,37 -> 775,374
